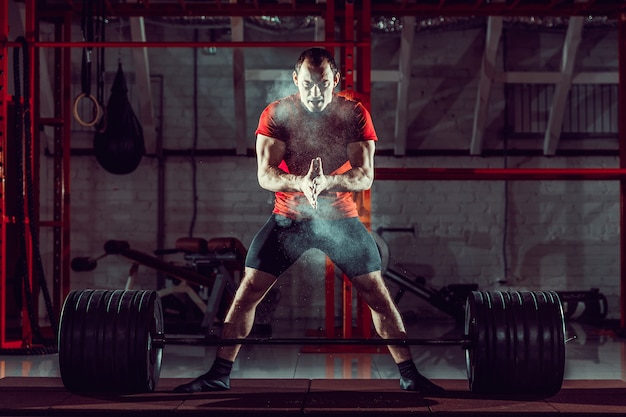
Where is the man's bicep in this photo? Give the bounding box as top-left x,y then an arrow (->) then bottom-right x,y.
347,140 -> 375,171
256,134 -> 286,168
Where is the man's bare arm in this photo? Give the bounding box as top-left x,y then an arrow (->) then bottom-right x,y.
257,134 -> 375,208
256,134 -> 305,192
315,140 -> 375,193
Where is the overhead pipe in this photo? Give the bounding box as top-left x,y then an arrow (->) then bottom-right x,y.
375,168 -> 626,181
29,40 -> 369,48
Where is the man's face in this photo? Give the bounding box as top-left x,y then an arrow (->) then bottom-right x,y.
293,59 -> 339,112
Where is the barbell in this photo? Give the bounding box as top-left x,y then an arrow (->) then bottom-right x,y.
57,289 -> 566,396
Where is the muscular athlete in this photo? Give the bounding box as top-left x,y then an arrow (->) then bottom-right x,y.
174,48 -> 444,395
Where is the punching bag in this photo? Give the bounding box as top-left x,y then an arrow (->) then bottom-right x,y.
94,63 -> 145,175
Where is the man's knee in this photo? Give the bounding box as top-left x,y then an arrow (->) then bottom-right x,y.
352,271 -> 383,290
236,268 -> 277,301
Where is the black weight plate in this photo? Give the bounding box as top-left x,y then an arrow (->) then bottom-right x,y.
132,291 -> 152,391
143,291 -> 164,391
58,289 -> 165,393
534,291 -> 563,395
100,290 -> 125,389
129,290 -> 151,392
551,291 -> 566,389
134,291 -> 163,392
60,290 -> 112,392
465,291 -> 490,393
115,290 -> 137,392
509,291 -> 527,390
472,291 -> 516,394
83,290 -> 107,390
489,291 -> 511,392
465,291 -> 566,396
58,290 -> 81,390
128,291 -> 148,392
513,291 -> 534,392
71,290 -> 95,389
520,291 -> 542,392
151,293 -> 164,388
541,291 -> 565,395
536,292 -> 553,392
464,291 -> 478,391
476,291 -> 499,393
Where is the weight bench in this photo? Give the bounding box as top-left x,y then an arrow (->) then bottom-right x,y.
80,237 -> 246,336
165,236 -> 246,332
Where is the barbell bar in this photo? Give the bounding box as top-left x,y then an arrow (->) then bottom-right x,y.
152,336 -> 472,348
57,289 -> 566,396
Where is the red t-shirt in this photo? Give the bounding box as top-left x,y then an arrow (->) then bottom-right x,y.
255,93 -> 378,220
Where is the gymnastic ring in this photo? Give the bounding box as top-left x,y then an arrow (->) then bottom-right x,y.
72,93 -> 102,128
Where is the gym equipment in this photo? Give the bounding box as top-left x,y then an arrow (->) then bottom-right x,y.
58,289 -> 163,393
93,63 -> 145,175
465,291 -> 565,395
73,0 -> 105,128
71,238 -> 245,335
374,227 -> 608,325
373,227 -> 477,323
58,289 -> 566,396
559,289 -> 608,323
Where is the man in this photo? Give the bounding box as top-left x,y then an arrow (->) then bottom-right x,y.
174,48 -> 443,395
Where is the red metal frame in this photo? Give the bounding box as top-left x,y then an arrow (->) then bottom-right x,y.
30,41 -> 369,48
0,0 -> 38,349
341,0 -> 356,343
0,3 -> 74,349
6,1 -> 626,345
25,0 -> 38,347
0,0 -> 12,349
617,11 -> 626,329
33,0 -> 626,19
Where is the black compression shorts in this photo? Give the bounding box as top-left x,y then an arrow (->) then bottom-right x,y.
245,214 -> 382,279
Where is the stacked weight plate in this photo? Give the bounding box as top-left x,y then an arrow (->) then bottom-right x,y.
465,290 -> 566,396
57,288 -> 566,395
58,289 -> 164,393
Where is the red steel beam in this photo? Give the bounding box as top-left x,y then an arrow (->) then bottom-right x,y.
34,1 -> 626,18
371,2 -> 625,17
29,41 -> 368,48
375,168 -> 626,181
619,12 -> 626,329
0,0 -> 13,350
341,0 -> 355,342
60,11 -> 73,320
25,0 -> 37,345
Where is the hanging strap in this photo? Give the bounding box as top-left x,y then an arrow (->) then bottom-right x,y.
73,0 -> 102,128
95,0 -> 107,133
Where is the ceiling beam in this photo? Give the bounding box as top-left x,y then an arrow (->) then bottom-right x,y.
393,16 -> 415,157
470,16 -> 503,156
129,17 -> 157,155
231,2 -> 247,156
496,71 -> 618,84
543,16 -> 584,156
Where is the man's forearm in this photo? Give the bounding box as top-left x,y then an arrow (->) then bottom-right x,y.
258,166 -> 302,192
325,168 -> 373,192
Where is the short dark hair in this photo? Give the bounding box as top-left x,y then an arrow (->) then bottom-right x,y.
294,48 -> 339,76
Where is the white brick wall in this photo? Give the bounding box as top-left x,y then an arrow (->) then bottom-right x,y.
34,20 -> 622,325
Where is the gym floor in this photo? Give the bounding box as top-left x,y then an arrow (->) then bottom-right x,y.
0,318 -> 625,416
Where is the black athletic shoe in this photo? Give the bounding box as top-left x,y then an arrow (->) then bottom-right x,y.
400,374 -> 445,394
173,373 -> 230,393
